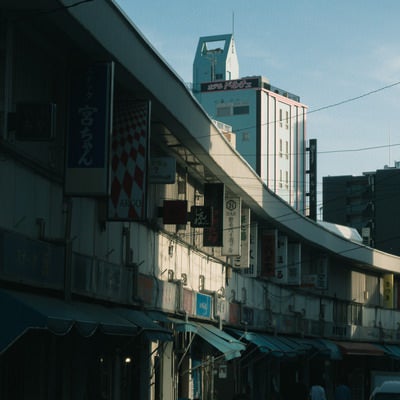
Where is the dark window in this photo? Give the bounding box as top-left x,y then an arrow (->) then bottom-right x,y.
233,105 -> 249,115
216,106 -> 231,117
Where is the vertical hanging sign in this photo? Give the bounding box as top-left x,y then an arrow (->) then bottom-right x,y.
233,207 -> 250,268
108,100 -> 150,221
260,230 -> 276,278
273,235 -> 288,284
222,195 -> 241,256
65,62 -> 114,196
383,273 -> 394,309
242,223 -> 258,277
308,138 -> 317,220
203,183 -> 224,247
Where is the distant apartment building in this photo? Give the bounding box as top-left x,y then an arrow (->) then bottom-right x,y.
192,34 -> 308,213
323,164 -> 400,256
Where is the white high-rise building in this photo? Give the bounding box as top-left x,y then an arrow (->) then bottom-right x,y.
193,34 -> 308,213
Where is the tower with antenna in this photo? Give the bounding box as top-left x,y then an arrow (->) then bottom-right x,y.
192,33 -> 239,92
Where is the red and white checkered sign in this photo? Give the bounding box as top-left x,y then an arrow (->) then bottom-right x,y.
108,100 -> 150,220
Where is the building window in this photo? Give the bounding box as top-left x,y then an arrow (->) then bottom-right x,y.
218,103 -> 249,116
348,302 -> 362,325
279,109 -> 283,127
333,300 -> 347,325
279,139 -> 283,157
333,300 -> 362,326
285,171 -> 289,188
233,105 -> 249,115
285,110 -> 289,129
279,169 -> 283,188
216,105 -> 231,117
285,141 -> 289,159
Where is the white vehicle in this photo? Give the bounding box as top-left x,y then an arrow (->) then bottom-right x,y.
369,381 -> 400,400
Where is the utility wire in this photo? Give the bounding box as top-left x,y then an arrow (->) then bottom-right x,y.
307,80 -> 400,114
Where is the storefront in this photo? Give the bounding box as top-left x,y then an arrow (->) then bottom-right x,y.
171,319 -> 245,400
0,289 -> 172,399
226,329 -> 343,400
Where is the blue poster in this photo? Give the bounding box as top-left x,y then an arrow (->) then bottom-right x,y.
196,293 -> 212,318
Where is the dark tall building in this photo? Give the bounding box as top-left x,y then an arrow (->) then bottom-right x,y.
323,166 -> 400,256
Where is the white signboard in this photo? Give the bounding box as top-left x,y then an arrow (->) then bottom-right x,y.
242,223 -> 258,276
222,195 -> 241,256
273,235 -> 288,284
233,207 -> 251,268
149,157 -> 176,184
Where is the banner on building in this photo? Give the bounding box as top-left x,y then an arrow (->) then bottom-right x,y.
200,77 -> 260,92
222,195 -> 241,256
203,183 -> 224,247
233,207 -> 250,268
65,62 -> 114,196
108,100 -> 150,221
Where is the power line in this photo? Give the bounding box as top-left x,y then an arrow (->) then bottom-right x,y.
307,80 -> 400,114
319,143 -> 400,155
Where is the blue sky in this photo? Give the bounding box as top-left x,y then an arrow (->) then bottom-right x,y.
114,0 -> 400,204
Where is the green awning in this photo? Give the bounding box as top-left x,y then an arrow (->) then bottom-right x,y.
227,329 -> 297,357
168,317 -> 199,333
195,323 -> 245,360
0,289 -> 172,354
169,318 -> 245,360
113,307 -> 172,341
197,323 -> 246,359
288,337 -> 342,360
226,329 -> 341,359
